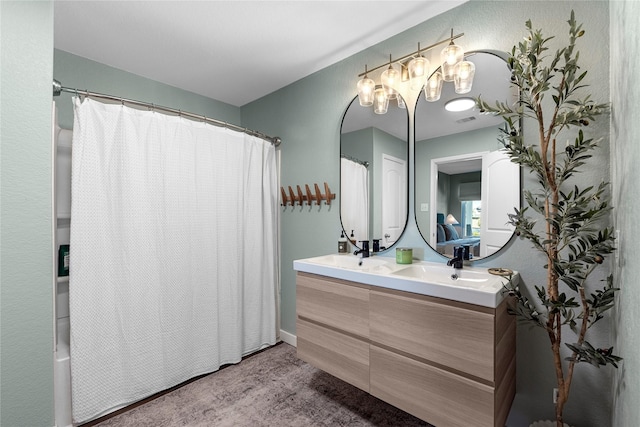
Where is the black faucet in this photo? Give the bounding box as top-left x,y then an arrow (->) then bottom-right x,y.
447,246 -> 464,269
354,240 -> 370,258
462,244 -> 472,260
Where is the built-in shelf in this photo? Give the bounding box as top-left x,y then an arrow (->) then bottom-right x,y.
57,276 -> 70,284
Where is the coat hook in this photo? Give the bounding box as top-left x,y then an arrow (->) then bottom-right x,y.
305,184 -> 314,206
288,186 -> 296,206
324,182 -> 335,205
296,185 -> 305,206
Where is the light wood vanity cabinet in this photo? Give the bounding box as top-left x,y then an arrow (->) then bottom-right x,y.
296,272 -> 370,391
296,272 -> 516,427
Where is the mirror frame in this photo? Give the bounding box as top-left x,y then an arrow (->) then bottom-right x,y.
340,94 -> 410,252
413,50 -> 523,261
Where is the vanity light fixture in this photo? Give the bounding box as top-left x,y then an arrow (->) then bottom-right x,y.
444,97 -> 476,112
373,86 -> 389,114
408,43 -> 430,91
441,30 -> 465,82
355,29 -> 474,114
356,65 -> 376,107
425,71 -> 444,102
381,55 -> 400,100
454,60 -> 476,94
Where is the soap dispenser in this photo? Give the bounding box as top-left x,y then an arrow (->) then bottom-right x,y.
338,230 -> 348,254
349,230 -> 356,246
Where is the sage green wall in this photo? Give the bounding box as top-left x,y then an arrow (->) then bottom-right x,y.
611,1 -> 640,426
242,2 -> 613,425
0,1 -> 55,426
53,50 -> 240,131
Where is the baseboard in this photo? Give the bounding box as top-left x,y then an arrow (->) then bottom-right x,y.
279,329 -> 296,347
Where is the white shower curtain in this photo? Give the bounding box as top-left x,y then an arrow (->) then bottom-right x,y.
69,98 -> 278,422
340,158 -> 369,242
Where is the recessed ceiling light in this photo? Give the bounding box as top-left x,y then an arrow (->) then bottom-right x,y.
444,97 -> 475,112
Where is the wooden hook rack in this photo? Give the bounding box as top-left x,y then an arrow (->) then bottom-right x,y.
280,182 -> 336,206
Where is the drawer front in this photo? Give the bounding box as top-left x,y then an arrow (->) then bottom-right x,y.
296,272 -> 369,339
370,345 -> 494,427
297,318 -> 369,392
370,289 -> 495,382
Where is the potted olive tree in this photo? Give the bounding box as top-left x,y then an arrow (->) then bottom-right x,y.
476,11 -> 621,427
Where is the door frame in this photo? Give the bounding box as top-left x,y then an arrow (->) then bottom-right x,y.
429,151 -> 488,248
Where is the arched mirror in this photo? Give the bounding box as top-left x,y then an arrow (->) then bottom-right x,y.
341,94 -> 409,251
414,51 -> 521,260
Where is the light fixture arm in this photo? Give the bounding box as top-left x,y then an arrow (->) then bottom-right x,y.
357,31 -> 464,77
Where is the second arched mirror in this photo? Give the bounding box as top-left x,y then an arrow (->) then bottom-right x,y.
414,51 -> 521,260
341,94 -> 409,252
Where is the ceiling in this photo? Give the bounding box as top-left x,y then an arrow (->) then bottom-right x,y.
53,1 -> 467,107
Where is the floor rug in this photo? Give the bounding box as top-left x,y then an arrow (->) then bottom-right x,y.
91,342 -> 430,426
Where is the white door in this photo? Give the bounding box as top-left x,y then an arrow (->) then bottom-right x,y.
382,153 -> 407,247
480,150 -> 520,257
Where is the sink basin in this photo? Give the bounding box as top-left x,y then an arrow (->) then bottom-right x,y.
293,254 -> 518,308
391,264 -> 507,292
301,254 -> 390,271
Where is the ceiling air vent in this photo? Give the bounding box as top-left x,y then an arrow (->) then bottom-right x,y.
456,116 -> 476,124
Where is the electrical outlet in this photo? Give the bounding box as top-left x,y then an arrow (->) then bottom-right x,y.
553,388 -> 558,404
420,203 -> 429,212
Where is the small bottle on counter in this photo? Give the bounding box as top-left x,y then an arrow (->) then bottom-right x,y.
349,230 -> 357,246
338,230 -> 348,254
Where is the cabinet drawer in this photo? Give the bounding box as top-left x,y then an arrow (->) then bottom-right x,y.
296,272 -> 369,339
297,318 -> 369,392
370,345 -> 494,427
370,289 -> 495,382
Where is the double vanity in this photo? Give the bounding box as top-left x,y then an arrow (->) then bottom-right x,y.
310,47 -> 521,426
294,254 -> 518,427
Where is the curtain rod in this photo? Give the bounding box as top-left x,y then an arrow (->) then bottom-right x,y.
341,154 -> 369,167
52,80 -> 281,146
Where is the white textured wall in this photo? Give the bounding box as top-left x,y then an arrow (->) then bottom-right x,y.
610,1 -> 640,426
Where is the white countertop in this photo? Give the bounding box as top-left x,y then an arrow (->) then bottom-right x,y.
293,254 -> 519,308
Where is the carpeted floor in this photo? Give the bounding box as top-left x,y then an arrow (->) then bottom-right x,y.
89,342 -> 431,427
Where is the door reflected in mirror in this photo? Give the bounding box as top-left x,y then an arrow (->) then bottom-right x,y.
414,51 -> 521,260
341,95 -> 409,251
